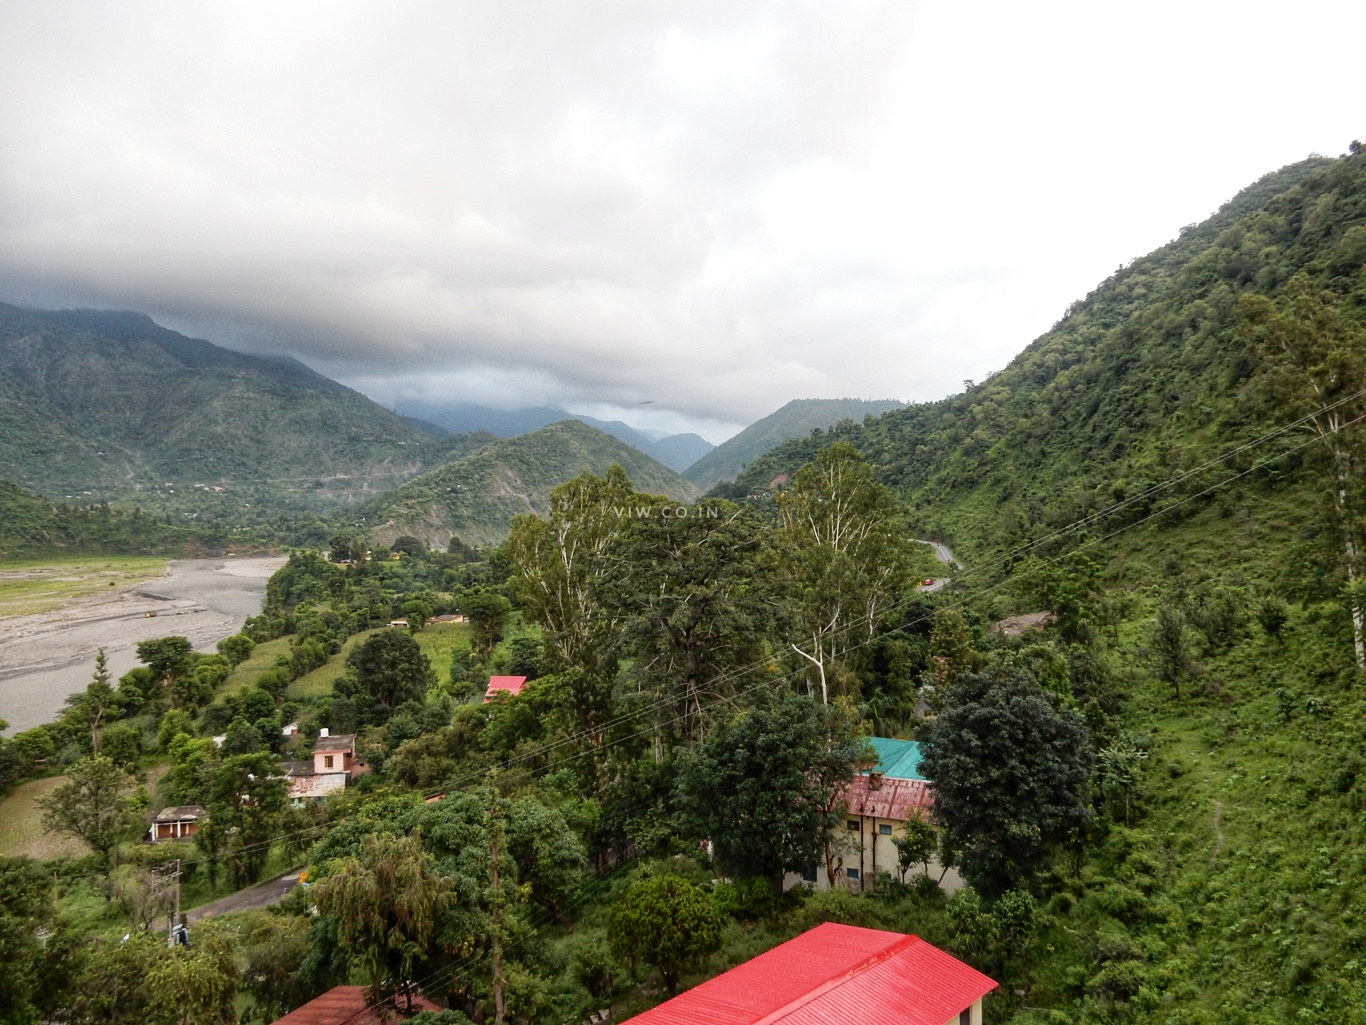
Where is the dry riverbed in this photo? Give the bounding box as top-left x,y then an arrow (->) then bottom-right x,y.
0,556 -> 284,733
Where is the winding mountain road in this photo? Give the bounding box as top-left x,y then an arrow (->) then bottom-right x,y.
913,539 -> 961,592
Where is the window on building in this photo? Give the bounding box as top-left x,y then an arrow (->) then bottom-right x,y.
846,868 -> 860,879
801,864 -> 818,883
879,823 -> 893,835
324,754 -> 334,768
959,1010 -> 972,1025
846,819 -> 859,831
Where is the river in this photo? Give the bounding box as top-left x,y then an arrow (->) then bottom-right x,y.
0,556 -> 284,734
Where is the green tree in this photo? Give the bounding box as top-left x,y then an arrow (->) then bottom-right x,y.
926,607 -> 985,694
1147,603 -> 1193,700
604,500 -> 777,744
135,636 -> 195,689
37,755 -> 143,870
920,664 -> 1094,896
777,442 -> 912,703
313,831 -> 452,1011
63,925 -> 240,1025
83,648 -> 115,755
505,467 -> 649,750
1096,732 -> 1148,825
675,691 -> 868,886
1240,276 -> 1366,669
0,856 -> 63,1024
202,752 -> 287,887
610,873 -> 723,994
460,588 -> 512,659
403,598 -> 432,634
215,632 -> 255,667
345,629 -> 433,718
893,813 -> 940,881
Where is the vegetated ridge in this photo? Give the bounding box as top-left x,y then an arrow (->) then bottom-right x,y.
733,155 -> 1355,571
719,149 -> 1366,1019
392,399 -> 716,472
684,397 -> 907,490
0,476 -> 205,557
0,304 -> 481,514
354,418 -> 702,548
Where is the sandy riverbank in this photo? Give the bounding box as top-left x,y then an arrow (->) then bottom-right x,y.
0,556 -> 284,734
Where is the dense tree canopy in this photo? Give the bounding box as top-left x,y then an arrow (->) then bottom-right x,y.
920,664 -> 1094,896
344,628 -> 433,719
674,690 -> 868,885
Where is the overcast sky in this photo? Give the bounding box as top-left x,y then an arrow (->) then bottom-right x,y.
2,2 -> 1362,443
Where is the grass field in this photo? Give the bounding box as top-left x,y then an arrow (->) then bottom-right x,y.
218,636 -> 294,698
282,620 -> 476,700
0,775 -> 91,858
0,556 -> 168,617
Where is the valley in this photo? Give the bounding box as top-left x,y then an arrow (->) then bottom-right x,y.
0,147 -> 1364,1025
0,556 -> 282,731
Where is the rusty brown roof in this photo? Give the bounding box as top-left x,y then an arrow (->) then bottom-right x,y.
313,734 -> 356,752
271,986 -> 440,1025
841,775 -> 933,821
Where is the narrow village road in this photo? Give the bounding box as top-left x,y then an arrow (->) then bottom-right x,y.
187,870 -> 302,923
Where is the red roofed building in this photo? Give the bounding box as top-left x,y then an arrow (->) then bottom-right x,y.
270,985 -> 440,1024
787,738 -> 962,894
483,675 -> 527,702
621,923 -> 996,1025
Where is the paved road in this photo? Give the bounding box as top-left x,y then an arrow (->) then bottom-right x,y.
913,539 -> 962,569
912,539 -> 961,591
187,870 -> 302,923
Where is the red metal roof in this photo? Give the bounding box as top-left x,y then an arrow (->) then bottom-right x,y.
484,675 -> 527,701
620,923 -> 995,1025
842,775 -> 934,822
271,986 -> 440,1025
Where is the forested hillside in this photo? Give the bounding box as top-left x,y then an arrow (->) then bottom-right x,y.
734,154 -> 1364,582
0,305 -> 471,515
0,477 -> 206,557
354,419 -> 702,548
684,397 -> 907,489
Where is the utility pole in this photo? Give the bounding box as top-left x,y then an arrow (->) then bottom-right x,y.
166,858 -> 181,948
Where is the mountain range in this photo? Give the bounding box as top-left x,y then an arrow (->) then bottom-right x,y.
354,419 -> 700,548
389,400 -> 715,473
682,397 -> 907,490
0,304 -> 451,511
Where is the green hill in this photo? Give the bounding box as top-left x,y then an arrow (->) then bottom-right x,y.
734,155 -> 1360,572
356,419 -> 702,548
684,398 -> 907,490
0,305 -> 470,515
0,476 -> 204,557
725,151 -> 1366,1019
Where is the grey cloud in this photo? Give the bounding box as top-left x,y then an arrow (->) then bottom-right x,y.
2,1 -> 1365,434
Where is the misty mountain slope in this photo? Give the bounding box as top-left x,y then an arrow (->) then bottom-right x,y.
0,304 -> 455,510
392,399 -> 715,471
737,154 -> 1364,575
357,418 -> 701,548
684,397 -> 907,489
